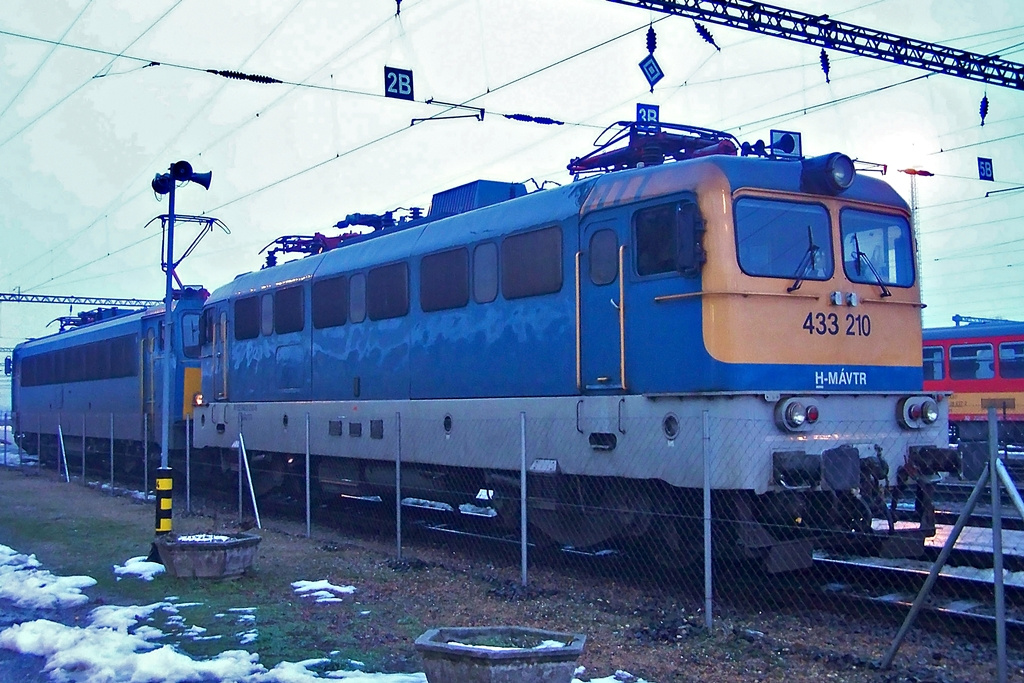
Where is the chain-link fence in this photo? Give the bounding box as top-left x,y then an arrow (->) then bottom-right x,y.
8,406 -> 1021,674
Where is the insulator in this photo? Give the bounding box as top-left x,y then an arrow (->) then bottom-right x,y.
980,94 -> 989,126
206,69 -> 282,85
504,113 -> 564,126
647,25 -> 657,54
695,22 -> 720,50
819,49 -> 831,83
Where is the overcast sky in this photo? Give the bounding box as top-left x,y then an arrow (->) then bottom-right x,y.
1,0 -> 1023,353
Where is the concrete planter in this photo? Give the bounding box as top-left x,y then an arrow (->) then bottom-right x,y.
415,626 -> 585,683
154,533 -> 261,579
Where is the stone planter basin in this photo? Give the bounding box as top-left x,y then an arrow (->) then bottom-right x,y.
415,626 -> 585,683
155,533 -> 261,579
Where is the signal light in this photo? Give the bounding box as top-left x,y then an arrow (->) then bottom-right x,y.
805,405 -> 819,424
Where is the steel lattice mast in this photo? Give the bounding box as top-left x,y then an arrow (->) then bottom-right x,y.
606,0 -> 1024,90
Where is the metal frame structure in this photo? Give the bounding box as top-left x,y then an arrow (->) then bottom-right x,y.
607,0 -> 1024,90
0,293 -> 161,307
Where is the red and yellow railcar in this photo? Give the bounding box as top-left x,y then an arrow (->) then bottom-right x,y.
923,320 -> 1024,445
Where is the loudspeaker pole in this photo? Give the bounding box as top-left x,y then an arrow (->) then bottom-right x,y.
149,161 -> 211,544
159,182 -> 176,472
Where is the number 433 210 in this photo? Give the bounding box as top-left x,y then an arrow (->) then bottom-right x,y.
802,312 -> 871,336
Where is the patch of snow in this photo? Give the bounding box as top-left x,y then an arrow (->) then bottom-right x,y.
114,556 -> 166,582
0,543 -> 95,609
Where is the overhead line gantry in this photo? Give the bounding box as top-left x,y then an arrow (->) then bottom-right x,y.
0,292 -> 161,307
607,0 -> 1024,90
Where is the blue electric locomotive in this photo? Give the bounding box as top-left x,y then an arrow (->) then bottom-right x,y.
11,288 -> 207,473
191,122 -> 955,570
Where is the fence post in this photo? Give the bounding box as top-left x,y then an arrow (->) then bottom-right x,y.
395,411 -> 402,560
990,407 -> 1007,682
109,413 -> 114,495
702,410 -> 712,631
520,412 -> 527,587
57,423 -> 69,483
143,413 -> 149,495
238,429 -> 243,523
81,413 -> 86,484
185,414 -> 191,514
882,460 -> 992,668
305,412 -> 311,539
238,433 -> 261,529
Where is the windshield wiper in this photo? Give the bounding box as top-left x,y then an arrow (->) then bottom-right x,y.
787,226 -> 820,293
852,235 -> 892,297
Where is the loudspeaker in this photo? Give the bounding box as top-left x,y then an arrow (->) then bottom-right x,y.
190,171 -> 212,190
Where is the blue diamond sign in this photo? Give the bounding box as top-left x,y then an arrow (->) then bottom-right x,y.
639,54 -> 664,91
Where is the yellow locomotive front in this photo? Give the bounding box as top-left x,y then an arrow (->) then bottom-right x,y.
572,125 -> 955,567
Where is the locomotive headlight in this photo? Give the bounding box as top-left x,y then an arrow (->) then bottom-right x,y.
193,392 -> 204,407
775,398 -> 812,432
801,153 -> 856,195
898,396 -> 936,429
921,399 -> 939,425
785,402 -> 807,428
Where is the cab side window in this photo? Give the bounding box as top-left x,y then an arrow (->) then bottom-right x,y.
922,346 -> 943,381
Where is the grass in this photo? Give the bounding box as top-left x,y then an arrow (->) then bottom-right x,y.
0,468 -> 406,673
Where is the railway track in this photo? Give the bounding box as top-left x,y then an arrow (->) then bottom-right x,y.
811,552 -> 1024,642
61,454 -> 1024,645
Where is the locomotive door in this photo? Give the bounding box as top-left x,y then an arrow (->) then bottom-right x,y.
214,310 -> 228,400
578,216 -> 626,392
141,329 -> 156,425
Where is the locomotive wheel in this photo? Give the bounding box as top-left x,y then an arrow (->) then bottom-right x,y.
835,492 -> 873,534
529,483 -> 653,549
650,514 -> 701,569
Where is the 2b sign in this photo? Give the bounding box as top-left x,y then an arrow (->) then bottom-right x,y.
384,66 -> 414,101
978,157 -> 994,182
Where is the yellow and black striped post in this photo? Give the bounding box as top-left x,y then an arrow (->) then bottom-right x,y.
155,467 -> 173,535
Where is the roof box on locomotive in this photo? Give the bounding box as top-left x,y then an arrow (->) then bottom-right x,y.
11,287 -> 208,473
191,120 -> 955,572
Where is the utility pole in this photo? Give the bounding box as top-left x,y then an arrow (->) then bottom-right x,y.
899,168 -> 934,302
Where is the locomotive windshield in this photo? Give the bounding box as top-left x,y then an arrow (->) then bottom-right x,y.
840,209 -> 914,287
182,313 -> 201,359
734,198 -> 832,280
